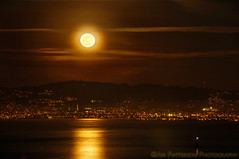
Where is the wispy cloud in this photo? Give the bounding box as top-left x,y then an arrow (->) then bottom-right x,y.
108,26 -> 239,33
1,26 -> 239,33
0,48 -> 70,56
0,28 -> 57,32
100,50 -> 239,59
1,48 -> 238,60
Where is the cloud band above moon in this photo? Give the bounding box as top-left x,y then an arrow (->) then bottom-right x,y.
107,26 -> 239,33
1,26 -> 239,33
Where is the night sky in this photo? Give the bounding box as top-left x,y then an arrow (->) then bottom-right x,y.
0,0 -> 239,89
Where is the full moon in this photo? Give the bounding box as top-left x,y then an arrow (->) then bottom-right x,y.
80,33 -> 96,48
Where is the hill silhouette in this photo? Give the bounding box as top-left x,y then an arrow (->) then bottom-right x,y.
33,80 -> 210,104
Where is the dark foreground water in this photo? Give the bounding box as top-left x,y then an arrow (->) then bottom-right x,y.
0,119 -> 239,159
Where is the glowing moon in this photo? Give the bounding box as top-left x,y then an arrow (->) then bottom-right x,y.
80,33 -> 96,48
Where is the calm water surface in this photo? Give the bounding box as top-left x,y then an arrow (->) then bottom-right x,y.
0,119 -> 239,159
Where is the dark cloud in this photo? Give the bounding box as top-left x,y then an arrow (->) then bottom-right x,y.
1,0 -> 239,29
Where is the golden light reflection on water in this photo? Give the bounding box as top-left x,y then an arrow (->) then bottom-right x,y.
73,123 -> 105,159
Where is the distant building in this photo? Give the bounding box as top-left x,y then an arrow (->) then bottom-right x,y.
84,107 -> 92,113
202,106 -> 218,112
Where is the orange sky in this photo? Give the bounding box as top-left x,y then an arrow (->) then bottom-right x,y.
0,0 -> 239,89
